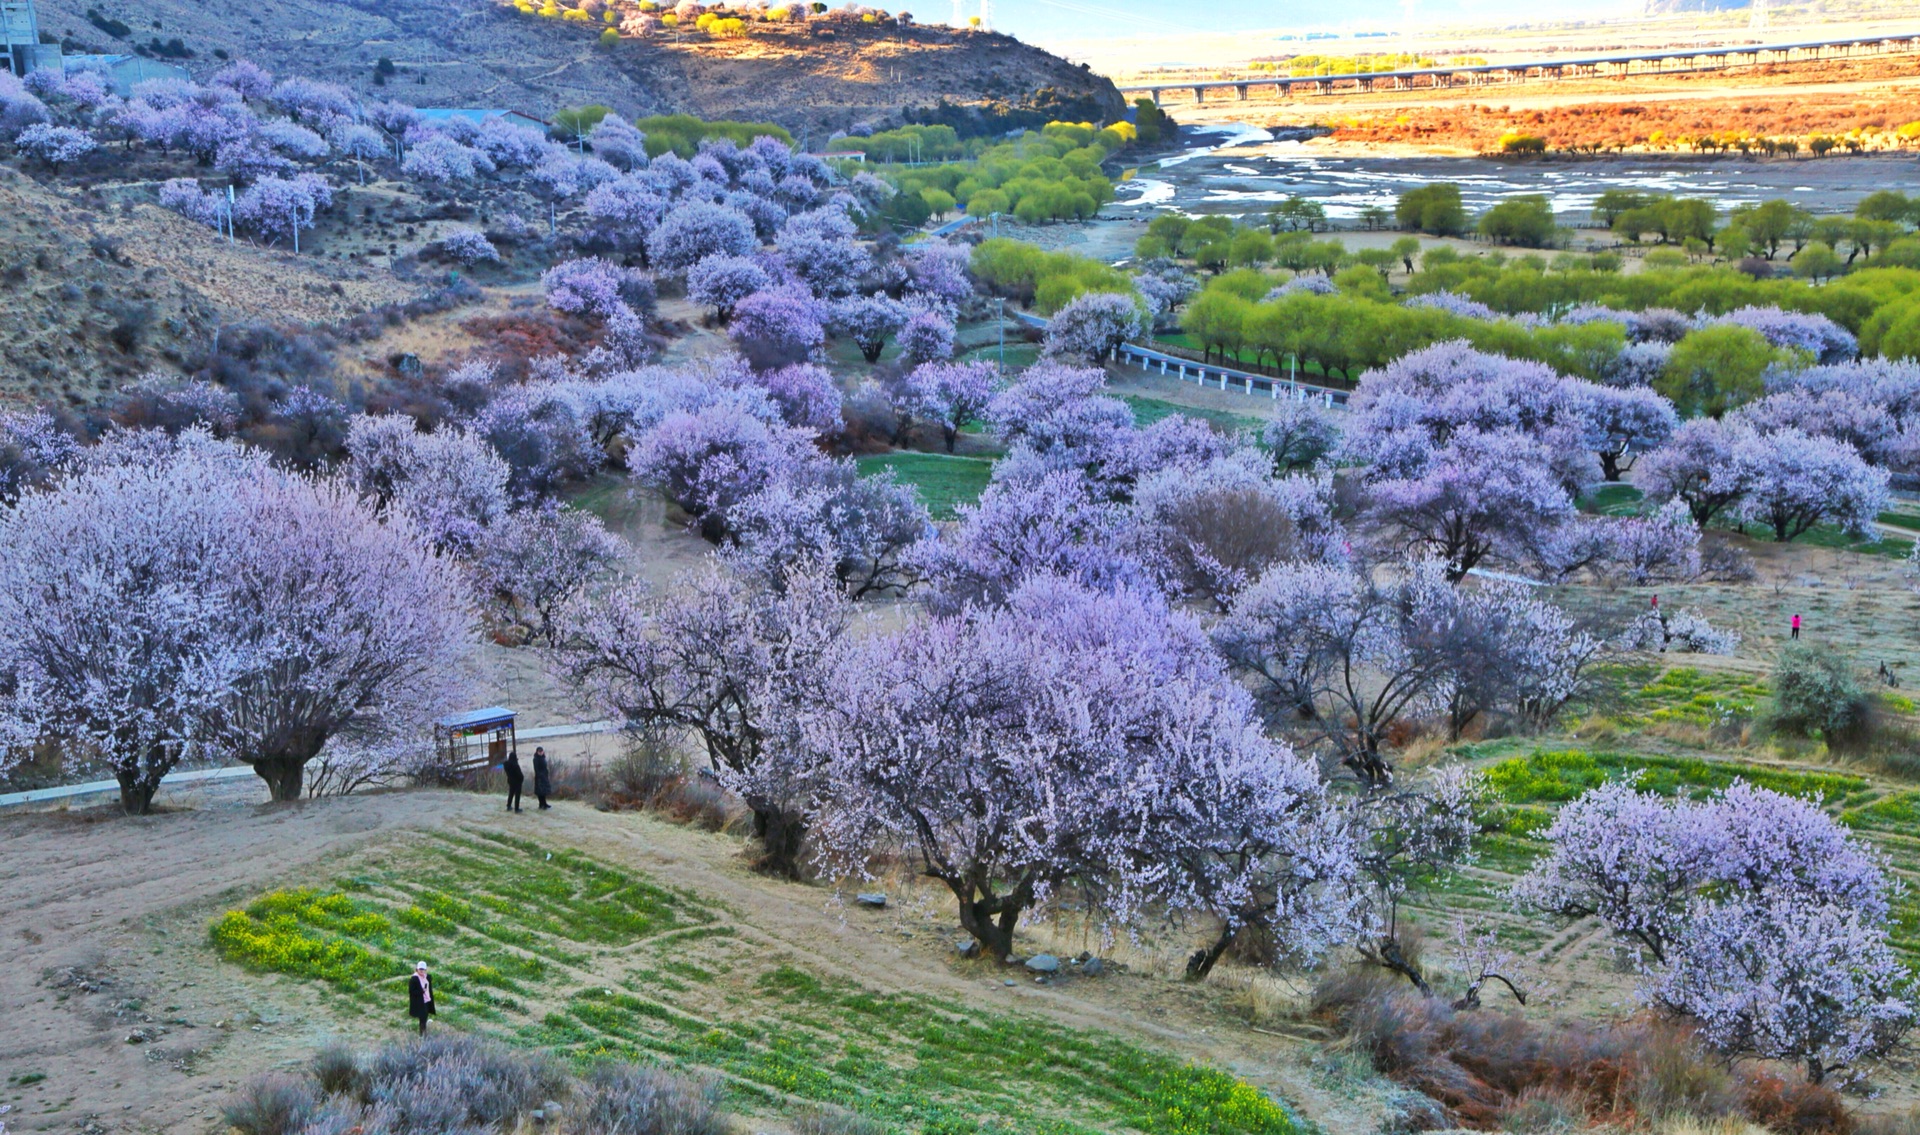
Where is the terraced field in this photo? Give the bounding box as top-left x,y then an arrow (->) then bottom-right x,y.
1398,665 -> 1920,979
209,830 -> 1301,1135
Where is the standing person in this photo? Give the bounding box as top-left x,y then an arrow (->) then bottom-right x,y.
532,746 -> 552,811
408,961 -> 435,1035
1791,613 -> 1802,640
503,749 -> 524,813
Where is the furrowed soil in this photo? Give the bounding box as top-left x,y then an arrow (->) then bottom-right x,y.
0,789 -> 1391,1135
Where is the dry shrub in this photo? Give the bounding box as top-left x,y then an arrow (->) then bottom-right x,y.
1742,1074 -> 1852,1135
597,730 -> 743,833
310,1039 -> 358,1096
566,1064 -> 726,1135
1502,1084 -> 1586,1133
1317,976 -> 1850,1133
1854,1109 -> 1920,1135
793,1105 -> 890,1135
222,1073 -> 318,1135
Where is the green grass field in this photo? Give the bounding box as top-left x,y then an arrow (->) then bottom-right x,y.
210,831 -> 1303,1135
855,452 -> 994,520
1122,396 -> 1265,434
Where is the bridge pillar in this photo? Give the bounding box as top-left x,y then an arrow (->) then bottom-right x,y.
1235,83 -> 1248,101
1149,88 -> 1161,106
1192,85 -> 1205,103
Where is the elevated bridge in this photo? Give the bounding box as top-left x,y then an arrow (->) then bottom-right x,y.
1118,30 -> 1920,105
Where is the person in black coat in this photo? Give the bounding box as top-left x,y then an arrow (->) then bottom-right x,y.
503,750 -> 524,813
532,746 -> 552,811
408,961 -> 436,1035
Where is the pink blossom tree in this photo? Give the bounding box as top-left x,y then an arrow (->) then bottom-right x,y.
13,123 -> 97,169
809,577 -> 1328,962
728,285 -> 827,370
1263,397 -> 1341,472
1640,417 -> 1749,526
1042,292 -> 1144,363
1731,428 -> 1890,542
0,441 -> 261,812
1214,557 -> 1464,786
200,472 -> 475,802
915,469 -> 1140,612
829,293 -> 909,363
554,562 -> 851,877
1652,894 -> 1912,1084
542,257 -> 653,321
1516,779 -> 1910,1081
1588,384 -> 1679,482
903,239 -> 973,307
729,461 -> 932,599
233,173 -> 332,252
687,254 -> 770,322
897,307 -> 956,366
627,399 -> 816,540
646,201 -> 758,272
345,414 -> 511,555
478,505 -> 624,643
1365,428 -> 1577,581
905,360 -> 997,452
0,408 -> 80,505
755,363 -> 844,432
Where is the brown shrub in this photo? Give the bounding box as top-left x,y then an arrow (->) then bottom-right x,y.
1319,977 -> 1851,1133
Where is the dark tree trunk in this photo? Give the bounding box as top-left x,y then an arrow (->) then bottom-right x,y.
1807,1058 -> 1825,1085
955,895 -> 1021,962
253,758 -> 306,803
1374,935 -> 1433,997
1185,923 -> 1238,980
942,425 -> 958,454
116,770 -> 158,816
750,803 -> 808,881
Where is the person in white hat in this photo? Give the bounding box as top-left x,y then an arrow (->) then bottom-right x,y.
407,961 -> 435,1035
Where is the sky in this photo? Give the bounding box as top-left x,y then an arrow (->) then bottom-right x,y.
970,0 -> 1647,64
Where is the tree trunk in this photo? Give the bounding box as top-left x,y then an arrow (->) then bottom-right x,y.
942,426 -> 958,454
253,758 -> 306,803
955,895 -> 1021,962
1185,923 -> 1237,980
116,770 -> 158,816
750,803 -> 808,881
1806,1059 -> 1825,1085
1374,935 -> 1433,997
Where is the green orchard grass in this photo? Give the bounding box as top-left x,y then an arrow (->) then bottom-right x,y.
210,829 -> 1304,1135
854,452 -> 994,520
1578,483 -> 1645,517
1122,396 -> 1265,435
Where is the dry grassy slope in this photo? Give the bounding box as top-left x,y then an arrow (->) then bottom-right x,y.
37,0 -> 1122,134
0,168 -> 418,405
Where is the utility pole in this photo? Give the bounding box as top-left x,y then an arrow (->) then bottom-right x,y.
996,297 -> 1005,373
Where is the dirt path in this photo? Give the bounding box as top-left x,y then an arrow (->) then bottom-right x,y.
0,788 -> 1390,1135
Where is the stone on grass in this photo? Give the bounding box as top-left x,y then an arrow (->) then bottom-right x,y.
1024,953 -> 1060,973
855,892 -> 887,908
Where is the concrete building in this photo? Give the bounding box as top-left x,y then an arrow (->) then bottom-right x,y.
2,0 -> 62,78
63,54 -> 191,96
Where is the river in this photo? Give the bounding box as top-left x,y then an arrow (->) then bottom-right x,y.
1113,124 -> 1920,223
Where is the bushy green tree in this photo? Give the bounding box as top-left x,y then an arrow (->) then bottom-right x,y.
1396,183 -> 1466,236
1657,325 -> 1775,418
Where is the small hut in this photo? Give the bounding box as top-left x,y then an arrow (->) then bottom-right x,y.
432,706 -> 518,777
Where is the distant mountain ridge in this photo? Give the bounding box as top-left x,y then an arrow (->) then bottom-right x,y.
34,0 -> 1123,138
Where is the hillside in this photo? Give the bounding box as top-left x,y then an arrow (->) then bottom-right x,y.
0,168 -> 415,405
35,0 -> 1123,137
